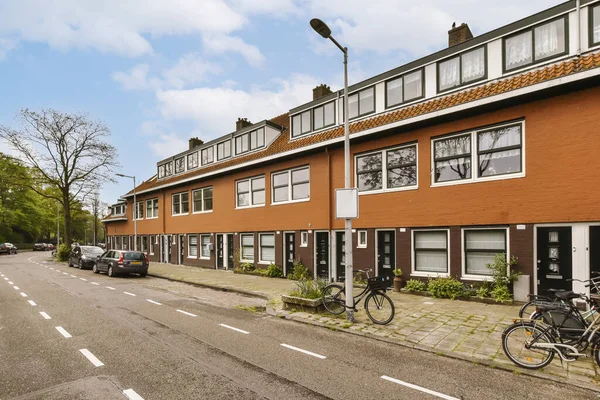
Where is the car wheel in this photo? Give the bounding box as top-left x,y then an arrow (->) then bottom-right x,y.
92,263 -> 99,274
68,259 -> 73,267
139,271 -> 147,278
78,259 -> 83,269
108,266 -> 114,277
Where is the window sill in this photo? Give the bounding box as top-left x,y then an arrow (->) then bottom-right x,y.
359,186 -> 418,196
431,172 -> 525,188
240,259 -> 254,263
410,272 -> 449,278
199,256 -> 210,260
271,198 -> 310,206
461,274 -> 493,282
187,256 -> 198,259
357,244 -> 367,249
146,216 -> 159,220
192,210 -> 213,215
235,204 -> 266,210
258,261 -> 274,265
300,244 -> 308,248
171,213 -> 190,217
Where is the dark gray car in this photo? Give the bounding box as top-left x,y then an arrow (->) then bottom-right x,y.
68,246 -> 104,269
93,250 -> 148,277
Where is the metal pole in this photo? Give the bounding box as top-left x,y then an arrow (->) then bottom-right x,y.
342,47 -> 355,322
133,176 -> 137,251
57,203 -> 60,250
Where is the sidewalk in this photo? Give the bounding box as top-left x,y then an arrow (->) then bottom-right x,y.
148,262 -> 600,392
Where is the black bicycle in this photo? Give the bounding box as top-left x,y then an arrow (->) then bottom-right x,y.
321,269 -> 395,325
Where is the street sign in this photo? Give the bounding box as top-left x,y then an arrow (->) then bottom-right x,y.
335,188 -> 359,219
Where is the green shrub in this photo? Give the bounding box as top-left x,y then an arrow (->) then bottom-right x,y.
240,262 -> 254,272
427,276 -> 465,299
491,285 -> 512,302
475,281 -> 491,299
289,278 -> 327,299
266,263 -> 283,278
288,259 -> 309,281
56,244 -> 71,262
353,271 -> 367,285
486,253 -> 520,302
405,279 -> 427,292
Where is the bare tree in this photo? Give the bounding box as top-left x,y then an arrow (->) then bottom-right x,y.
0,109 -> 119,247
87,191 -> 108,245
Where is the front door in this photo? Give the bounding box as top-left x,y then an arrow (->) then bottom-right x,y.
216,235 -> 224,269
336,232 -> 346,282
377,230 -> 395,281
315,232 -> 329,279
167,235 -> 172,264
284,233 -> 295,277
537,227 -> 572,294
590,227 -> 600,277
227,234 -> 234,269
178,235 -> 185,265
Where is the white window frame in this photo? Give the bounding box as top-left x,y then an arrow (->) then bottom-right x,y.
164,162 -> 173,176
300,231 -> 308,247
217,140 -> 231,160
591,3 -> 600,48
235,128 -> 265,155
113,204 -> 126,216
188,235 -> 198,259
175,157 -> 185,174
201,147 -> 214,165
134,201 -> 144,220
437,46 -> 486,93
172,192 -> 190,216
271,166 -> 310,205
187,152 -> 199,170
240,233 -> 254,263
258,233 -> 276,264
199,234 -> 211,259
236,176 -> 265,209
411,229 -> 450,277
461,227 -> 510,280
192,187 -> 213,214
357,230 -> 368,248
431,121 -> 525,188
145,198 -> 159,219
141,236 -> 148,253
149,235 -> 155,255
122,236 -> 127,250
158,164 -> 165,179
355,143 -> 418,195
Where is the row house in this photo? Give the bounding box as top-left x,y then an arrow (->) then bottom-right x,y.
103,0 -> 600,299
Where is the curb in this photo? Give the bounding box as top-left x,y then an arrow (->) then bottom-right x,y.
266,305 -> 600,394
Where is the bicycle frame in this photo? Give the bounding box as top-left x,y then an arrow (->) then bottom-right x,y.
334,283 -> 372,310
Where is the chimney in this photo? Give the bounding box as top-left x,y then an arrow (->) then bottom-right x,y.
313,84 -> 333,100
188,137 -> 204,150
448,23 -> 473,47
236,118 -> 252,131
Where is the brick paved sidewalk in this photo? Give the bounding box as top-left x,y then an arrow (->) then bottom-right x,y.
147,261 -> 600,391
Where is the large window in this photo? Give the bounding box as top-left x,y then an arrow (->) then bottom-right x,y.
235,128 -> 265,155
504,17 -> 567,72
188,235 -> 198,258
200,235 -> 211,259
192,187 -> 213,213
217,141 -> 231,160
187,152 -> 199,169
146,198 -> 158,219
414,230 -> 449,274
356,144 -> 417,193
241,234 -> 254,262
201,147 -> 214,165
438,46 -> 486,92
292,110 -> 311,138
259,233 -> 275,263
386,69 -> 424,108
272,166 -> 310,204
142,236 -> 148,253
433,122 -> 523,184
591,4 -> 600,47
347,87 -> 375,120
464,229 -> 507,276
113,204 -> 125,215
158,162 -> 172,178
172,192 -> 189,215
149,235 -> 154,254
236,176 -> 265,208
134,201 -> 144,220
158,164 -> 165,179
175,157 -> 185,174
313,101 -> 335,131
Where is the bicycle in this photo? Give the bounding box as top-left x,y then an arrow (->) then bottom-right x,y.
321,268 -> 395,325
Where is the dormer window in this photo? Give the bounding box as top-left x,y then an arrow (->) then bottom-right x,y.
385,69 -> 424,108
164,162 -> 173,176
591,4 -> 600,47
113,204 -> 125,216
292,110 -> 311,138
187,152 -> 198,169
313,101 -> 335,130
201,147 -> 214,165
175,157 -> 185,174
348,87 -> 375,120
217,141 -> 231,160
438,46 -> 486,92
158,164 -> 165,179
504,17 -> 567,72
235,128 -> 265,155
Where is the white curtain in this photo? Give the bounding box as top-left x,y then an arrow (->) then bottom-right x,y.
404,71 -> 422,100
260,235 -> 275,262
505,31 -> 532,69
415,231 -> 447,249
595,7 -> 600,43
189,236 -> 198,257
416,252 -> 447,272
478,125 -> 521,151
462,47 -> 485,83
439,57 -> 460,91
242,235 -> 253,260
201,235 -> 210,258
535,19 -> 564,60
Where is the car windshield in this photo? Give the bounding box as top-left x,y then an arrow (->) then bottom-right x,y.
123,252 -> 145,261
82,246 -> 104,254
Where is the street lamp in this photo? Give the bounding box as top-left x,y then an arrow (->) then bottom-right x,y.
310,18 -> 355,322
116,173 -> 137,251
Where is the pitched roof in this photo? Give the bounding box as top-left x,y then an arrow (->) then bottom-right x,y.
128,51 -> 600,196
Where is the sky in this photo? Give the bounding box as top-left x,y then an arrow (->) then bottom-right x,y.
0,0 -> 565,207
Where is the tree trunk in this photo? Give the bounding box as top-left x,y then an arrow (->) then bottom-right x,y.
62,191 -> 72,248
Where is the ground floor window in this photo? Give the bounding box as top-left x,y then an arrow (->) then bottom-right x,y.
414,230 -> 448,274
142,236 -> 148,253
188,235 -> 198,258
259,233 -> 275,263
241,234 -> 254,262
464,229 -> 507,276
149,235 -> 154,254
200,235 -> 211,259
122,236 -> 127,250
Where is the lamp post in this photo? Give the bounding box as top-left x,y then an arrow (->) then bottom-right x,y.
56,203 -> 60,250
310,18 -> 355,322
116,173 -> 137,251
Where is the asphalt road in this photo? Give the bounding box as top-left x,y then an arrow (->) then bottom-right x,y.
0,252 -> 597,400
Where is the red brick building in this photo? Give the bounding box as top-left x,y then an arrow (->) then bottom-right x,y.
103,0 -> 600,299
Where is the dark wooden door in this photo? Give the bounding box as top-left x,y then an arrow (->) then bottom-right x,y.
179,235 -> 185,265
227,234 -> 234,269
284,233 -> 295,277
590,227 -> 600,277
336,232 -> 346,282
167,235 -> 172,264
216,235 -> 224,269
316,232 -> 329,279
537,227 -> 572,294
377,230 -> 395,281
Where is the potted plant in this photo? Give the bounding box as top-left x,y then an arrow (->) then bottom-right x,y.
392,268 -> 405,292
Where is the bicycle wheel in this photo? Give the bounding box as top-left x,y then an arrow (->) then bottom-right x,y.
364,291 -> 395,325
322,284 -> 346,315
518,301 -> 538,319
501,322 -> 555,369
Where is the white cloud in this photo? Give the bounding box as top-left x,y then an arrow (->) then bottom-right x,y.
0,38 -> 16,60
228,0 -> 300,16
202,35 -> 265,67
112,64 -> 156,91
147,132 -> 189,159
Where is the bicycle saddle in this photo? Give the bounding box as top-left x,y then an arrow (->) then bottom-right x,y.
554,291 -> 580,301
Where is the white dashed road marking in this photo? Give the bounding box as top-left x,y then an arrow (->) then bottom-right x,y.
79,278 -> 87,281
63,272 -> 69,275
28,300 -> 37,306
219,324 -> 249,334
8,281 -> 13,284
3,278 -> 8,281
381,376 -> 460,400
70,275 -> 76,278
91,282 -> 100,285
40,312 -> 51,320
20,292 -> 27,297
13,286 -> 19,290
146,299 -> 162,305
55,326 -> 72,338
176,310 -> 197,317
124,292 -> 136,297
123,389 -> 145,400
79,349 -> 104,367
280,344 -> 326,359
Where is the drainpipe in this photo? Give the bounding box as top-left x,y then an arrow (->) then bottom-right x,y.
326,148 -> 331,230
576,0 -> 581,57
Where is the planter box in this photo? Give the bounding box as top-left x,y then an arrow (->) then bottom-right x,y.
281,295 -> 324,313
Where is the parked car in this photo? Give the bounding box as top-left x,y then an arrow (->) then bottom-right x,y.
0,243 -> 18,254
93,250 -> 148,277
68,246 -> 105,269
47,243 -> 55,251
33,243 -> 46,251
